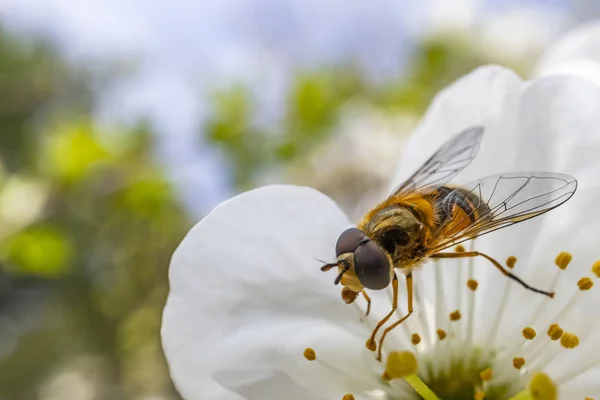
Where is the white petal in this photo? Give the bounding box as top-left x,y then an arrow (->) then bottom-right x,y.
515,74 -> 600,281
162,185 -> 379,399
389,65 -> 600,356
536,21 -> 600,87
392,65 -> 524,187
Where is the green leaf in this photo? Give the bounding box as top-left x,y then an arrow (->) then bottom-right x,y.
2,225 -> 73,277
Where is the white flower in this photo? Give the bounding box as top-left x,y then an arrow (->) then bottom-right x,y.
162,65 -> 600,400
536,21 -> 600,87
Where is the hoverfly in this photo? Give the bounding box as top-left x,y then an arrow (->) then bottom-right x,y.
321,126 -> 577,361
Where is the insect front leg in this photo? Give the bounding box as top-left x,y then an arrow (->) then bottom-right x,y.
376,272 -> 413,362
366,273 -> 398,353
361,290 -> 371,316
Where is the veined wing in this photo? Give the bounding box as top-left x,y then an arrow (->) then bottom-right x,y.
391,126 -> 484,196
428,172 -> 577,253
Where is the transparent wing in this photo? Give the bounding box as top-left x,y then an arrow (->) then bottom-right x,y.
392,126 -> 484,196
428,172 -> 577,253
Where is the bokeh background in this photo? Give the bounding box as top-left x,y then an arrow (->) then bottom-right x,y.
0,1 -> 598,399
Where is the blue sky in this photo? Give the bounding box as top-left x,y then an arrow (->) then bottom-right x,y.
0,0 -> 585,215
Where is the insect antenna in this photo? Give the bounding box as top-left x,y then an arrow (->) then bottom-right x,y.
316,257 -> 338,272
334,265 -> 349,285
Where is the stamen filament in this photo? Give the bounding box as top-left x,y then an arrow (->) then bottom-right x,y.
495,263 -> 562,365
414,278 -> 433,351
485,257 -> 513,347
465,240 -> 477,370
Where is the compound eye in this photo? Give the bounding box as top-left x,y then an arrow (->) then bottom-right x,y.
354,241 -> 391,290
335,228 -> 365,257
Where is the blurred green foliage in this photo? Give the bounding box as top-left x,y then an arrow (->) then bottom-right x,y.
0,19 -> 519,400
0,27 -> 187,400
206,69 -> 366,188
206,37 -> 494,190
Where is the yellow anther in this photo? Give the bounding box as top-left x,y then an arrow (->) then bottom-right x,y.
560,332 -> 580,349
450,310 -> 462,321
437,329 -> 447,340
455,245 -> 466,253
474,391 -> 485,400
578,277 -> 594,291
303,348 -> 316,361
385,351 -> 418,379
592,260 -> 600,278
467,279 -> 479,291
506,256 -> 517,269
513,357 -> 525,370
342,394 -> 355,400
381,371 -> 392,381
555,252 -> 572,270
522,327 -> 536,340
529,372 -> 557,400
411,333 -> 421,345
585,397 -> 594,400
547,324 -> 564,341
480,368 -> 493,382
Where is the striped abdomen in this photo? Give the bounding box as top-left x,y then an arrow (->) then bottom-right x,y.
433,185 -> 490,236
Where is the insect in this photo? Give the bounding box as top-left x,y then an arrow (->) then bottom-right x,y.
320,126 -> 577,361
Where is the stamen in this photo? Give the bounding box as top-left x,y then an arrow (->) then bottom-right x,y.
437,329 -> 447,340
555,252 -> 572,270
500,252 -> 564,357
342,394 -> 355,400
480,368 -> 493,382
474,391 -> 485,400
522,327 -> 536,340
485,255 -> 514,347
433,261 -> 449,378
449,310 -> 461,321
434,262 -> 448,335
547,324 -> 564,341
303,348 -> 379,389
467,279 -> 478,291
559,332 -> 579,349
528,264 -> 595,371
513,357 -> 526,370
304,348 -> 316,361
544,261 -> 600,330
465,240 -> 477,370
411,333 -> 421,345
413,278 -> 433,350
592,260 -> 600,277
577,277 -> 594,291
455,245 -> 466,253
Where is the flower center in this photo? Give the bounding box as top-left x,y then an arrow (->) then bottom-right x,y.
303,250 -> 600,400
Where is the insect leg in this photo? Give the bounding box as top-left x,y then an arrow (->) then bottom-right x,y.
366,273 -> 398,353
430,251 -> 554,298
376,272 -> 413,362
361,290 -> 371,316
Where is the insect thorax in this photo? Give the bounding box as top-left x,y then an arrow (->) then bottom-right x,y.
359,204 -> 427,267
